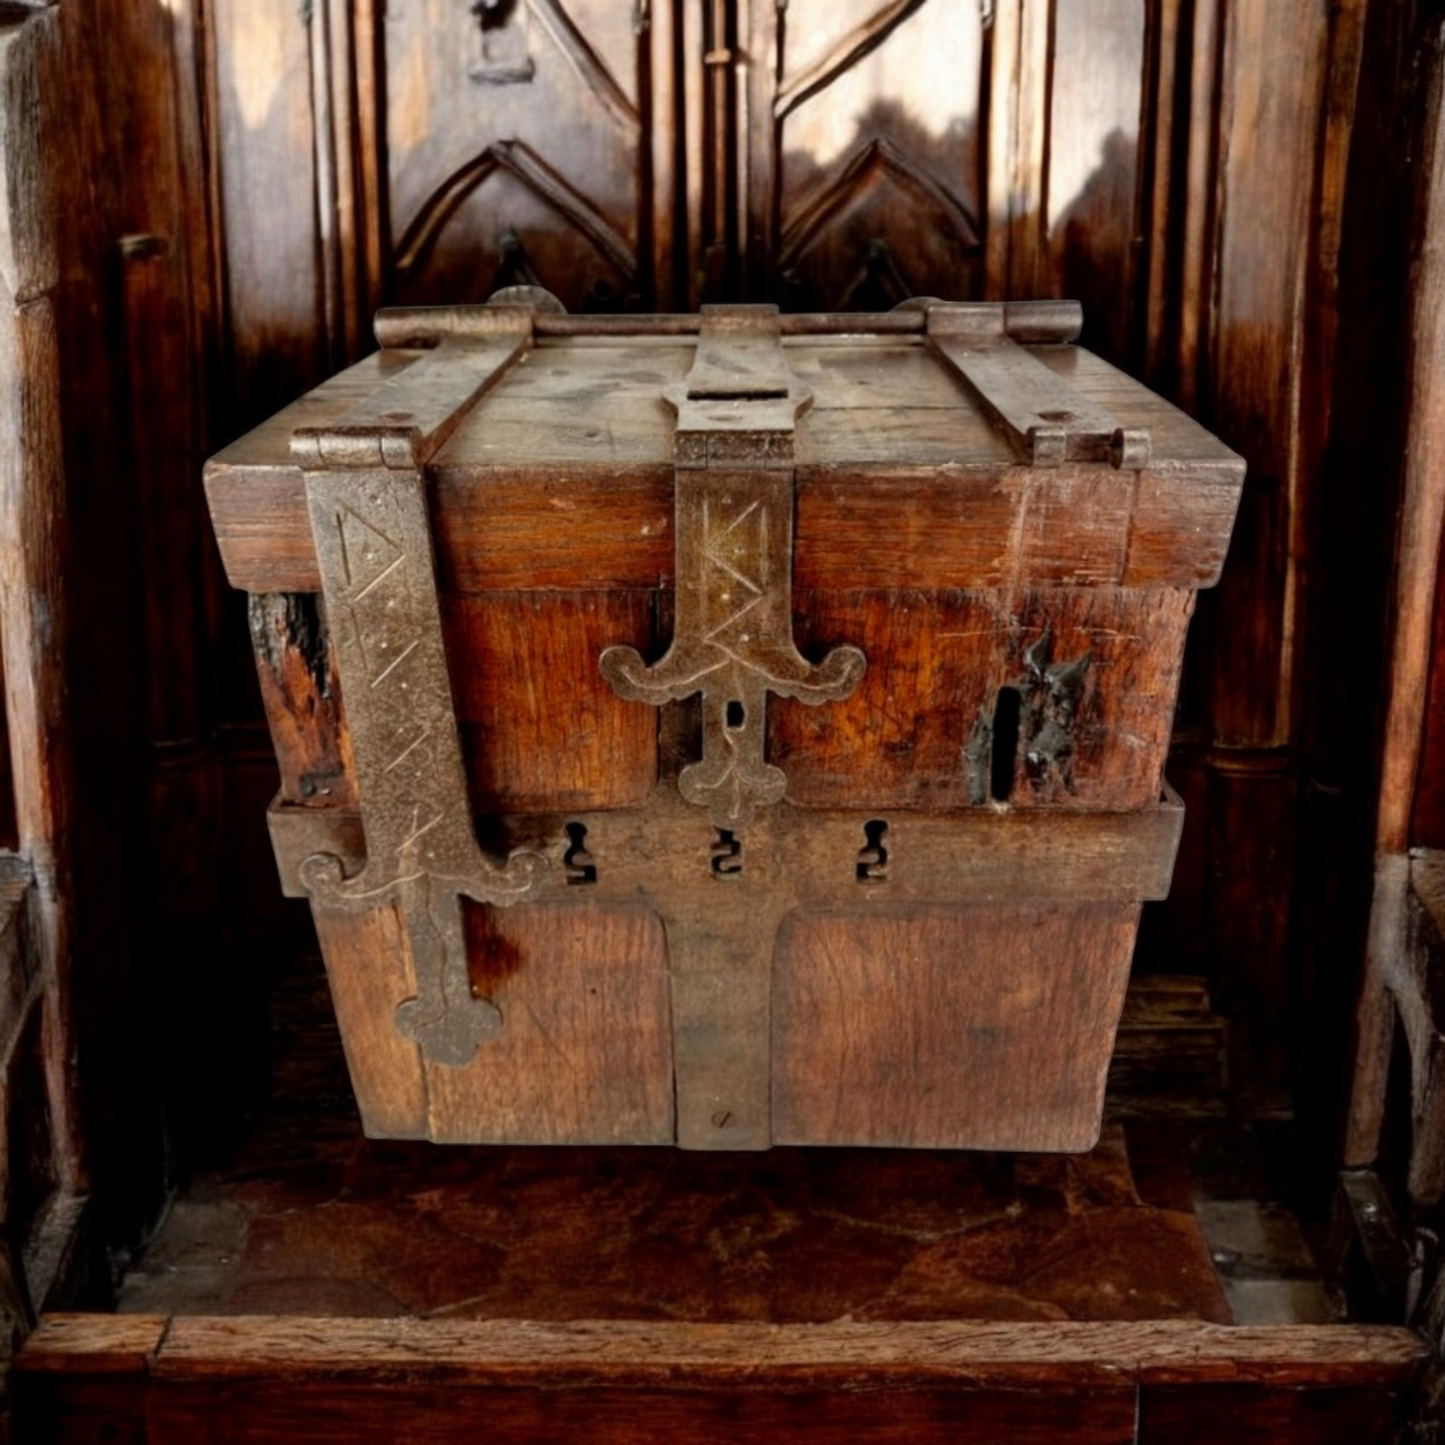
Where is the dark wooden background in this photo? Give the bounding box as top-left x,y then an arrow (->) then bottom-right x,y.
3,0 -> 1444,1269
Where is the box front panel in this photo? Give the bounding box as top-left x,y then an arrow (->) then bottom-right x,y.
771,902 -> 1141,1151
441,589 -> 658,814
776,586 -> 1194,812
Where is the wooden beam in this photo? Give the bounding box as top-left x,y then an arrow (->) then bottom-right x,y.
13,1313 -> 1425,1444
1346,24 -> 1445,1173
0,2 -> 83,1193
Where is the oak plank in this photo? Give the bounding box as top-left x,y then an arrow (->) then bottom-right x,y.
1044,0 -> 1147,366
16,1314 -> 168,1374
19,1312 -> 1424,1443
771,903 -> 1141,1151
210,0 -> 327,428
0,8 -> 83,1192
433,477 -> 674,593
778,588 -> 1193,813
1206,0 -> 1331,749
130,1316 -> 1430,1386
423,902 -> 675,1145
985,0 -> 1050,297
444,591 -> 657,812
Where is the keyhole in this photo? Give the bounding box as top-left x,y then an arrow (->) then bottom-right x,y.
991,687 -> 1021,802
725,699 -> 746,729
711,828 -> 743,877
563,821 -> 597,885
856,819 -> 889,883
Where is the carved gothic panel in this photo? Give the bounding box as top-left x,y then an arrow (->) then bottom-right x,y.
384,0 -> 670,311
745,0 -> 986,308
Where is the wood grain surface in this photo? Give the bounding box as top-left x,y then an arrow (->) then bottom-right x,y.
310,903 -> 428,1139
204,336 -> 1243,596
428,901 -> 675,1145
443,590 -> 656,812
1344,24 -> 1445,1184
772,903 -> 1139,1150
779,587 -> 1193,812
15,1312 -> 1422,1444
0,4 -> 86,1238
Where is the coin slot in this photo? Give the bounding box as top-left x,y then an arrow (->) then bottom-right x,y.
562,821 -> 597,885
991,686 -> 1021,802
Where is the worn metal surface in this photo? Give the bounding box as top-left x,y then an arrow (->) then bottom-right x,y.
294,336 -> 543,1069
601,305 -> 866,829
272,790 -> 1187,910
373,297 -> 1087,347
928,302 -> 1151,469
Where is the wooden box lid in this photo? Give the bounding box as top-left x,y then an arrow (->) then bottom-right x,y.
205,303 -> 1244,598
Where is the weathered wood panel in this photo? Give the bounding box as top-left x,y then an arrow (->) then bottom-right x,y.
1205,0 -> 1331,750
745,0 -> 986,309
1139,0 -> 1369,1108
773,902 -> 1140,1151
779,587 -> 1193,813
1344,17 -> 1445,1183
13,1315 -> 1426,1445
12,1313 -> 162,1445
310,903 -> 428,1140
0,3 -> 83,1228
248,594 -> 355,809
210,0 -> 327,428
444,591 -> 657,813
384,0 -> 661,312
312,898 -> 677,1148
425,902 -> 675,1145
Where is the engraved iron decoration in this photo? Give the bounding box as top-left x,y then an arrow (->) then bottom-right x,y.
600,305 -> 867,827
292,324 -> 544,1068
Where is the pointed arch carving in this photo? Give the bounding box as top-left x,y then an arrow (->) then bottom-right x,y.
395,138 -> 637,286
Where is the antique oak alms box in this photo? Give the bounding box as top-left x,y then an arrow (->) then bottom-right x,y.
203,298 -> 1244,1154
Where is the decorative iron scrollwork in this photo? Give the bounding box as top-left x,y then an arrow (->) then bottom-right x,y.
601,306 -> 866,827
292,330 -> 545,1069
302,469 -> 543,1066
